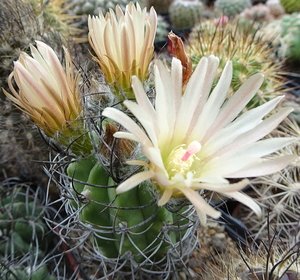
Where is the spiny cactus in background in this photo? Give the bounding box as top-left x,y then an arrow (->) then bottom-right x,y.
187,19 -> 285,108
0,181 -> 54,280
280,0 -> 300,13
72,0 -> 141,19
169,0 -> 204,30
155,15 -> 170,42
1,265 -> 55,280
266,0 -> 285,18
145,0 -> 173,14
0,101 -> 49,183
196,231 -> 300,280
279,13 -> 300,62
214,0 -> 252,17
259,13 -> 300,63
241,3 -> 273,22
0,0 -> 81,91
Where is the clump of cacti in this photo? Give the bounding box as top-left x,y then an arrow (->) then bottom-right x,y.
214,0 -> 252,17
169,0 -> 204,30
187,18 -> 285,108
72,0 -> 141,18
280,0 -> 300,13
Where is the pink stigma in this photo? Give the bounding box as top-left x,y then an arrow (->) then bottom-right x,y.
181,141 -> 201,161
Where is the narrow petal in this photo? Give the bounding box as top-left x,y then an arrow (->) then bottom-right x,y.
226,155 -> 297,178
103,107 -> 152,147
191,179 -> 250,193
222,191 -> 261,218
189,61 -> 233,141
204,73 -> 264,141
116,170 -> 153,194
113,131 -> 140,142
180,188 -> 221,219
157,188 -> 173,206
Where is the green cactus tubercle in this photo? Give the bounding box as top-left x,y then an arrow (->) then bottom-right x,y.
67,157 -> 190,262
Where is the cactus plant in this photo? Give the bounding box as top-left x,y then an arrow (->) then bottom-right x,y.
266,0 -> 285,18
45,154 -> 198,278
155,15 -> 170,42
214,0 -> 252,17
145,0 -> 174,14
73,0 -> 141,17
280,0 -> 300,13
169,0 -> 204,30
0,0 -> 81,92
187,18 -> 285,108
0,181 -> 55,280
279,13 -> 300,62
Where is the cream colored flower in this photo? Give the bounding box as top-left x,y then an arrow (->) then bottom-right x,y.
103,56 -> 296,225
3,41 -> 90,154
88,2 -> 157,97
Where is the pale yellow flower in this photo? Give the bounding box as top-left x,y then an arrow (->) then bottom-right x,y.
88,2 -> 157,97
3,41 -> 91,154
103,56 -> 297,225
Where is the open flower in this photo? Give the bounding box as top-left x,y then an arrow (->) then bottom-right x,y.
88,2 -> 157,98
3,41 -> 91,155
103,56 -> 296,225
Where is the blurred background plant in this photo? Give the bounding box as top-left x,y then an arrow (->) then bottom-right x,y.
0,180 -> 56,280
187,18 -> 286,109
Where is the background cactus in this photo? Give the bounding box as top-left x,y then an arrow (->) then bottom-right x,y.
214,0 -> 252,17
72,0 -> 141,18
0,180 -> 55,280
278,13 -> 300,62
155,15 -> 170,42
0,101 -> 50,183
145,0 -> 174,14
187,18 -> 285,108
266,0 -> 285,18
280,0 -> 300,13
169,0 -> 204,30
0,0 -> 81,92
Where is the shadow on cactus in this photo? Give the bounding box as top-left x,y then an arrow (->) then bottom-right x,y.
187,18 -> 286,109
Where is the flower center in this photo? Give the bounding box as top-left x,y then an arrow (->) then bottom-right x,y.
166,141 -> 201,178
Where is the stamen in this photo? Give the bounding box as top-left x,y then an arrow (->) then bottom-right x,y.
181,141 -> 201,161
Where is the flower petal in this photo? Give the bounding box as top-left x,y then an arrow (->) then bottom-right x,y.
116,170 -> 153,194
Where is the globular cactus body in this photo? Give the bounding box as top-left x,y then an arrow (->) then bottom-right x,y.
0,184 -> 53,279
214,0 -> 252,17
280,13 -> 300,62
67,158 -> 194,264
169,0 -> 204,30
